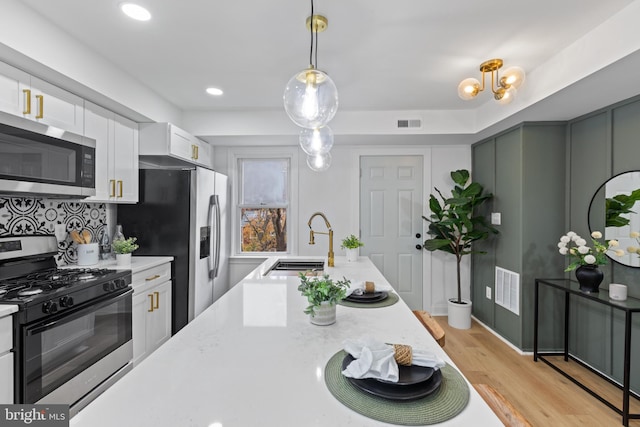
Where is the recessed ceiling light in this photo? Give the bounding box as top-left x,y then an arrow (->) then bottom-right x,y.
206,87 -> 224,96
120,3 -> 151,21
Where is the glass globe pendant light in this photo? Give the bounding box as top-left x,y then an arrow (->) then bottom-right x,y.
299,126 -> 334,155
283,2 -> 338,129
306,152 -> 332,172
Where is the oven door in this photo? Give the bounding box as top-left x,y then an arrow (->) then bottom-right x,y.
18,288 -> 132,405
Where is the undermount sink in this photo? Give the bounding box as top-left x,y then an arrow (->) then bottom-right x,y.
264,259 -> 325,277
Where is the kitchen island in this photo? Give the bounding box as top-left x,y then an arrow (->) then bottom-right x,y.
71,256 -> 501,426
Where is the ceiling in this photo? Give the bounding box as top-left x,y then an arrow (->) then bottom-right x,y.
17,0 -> 640,137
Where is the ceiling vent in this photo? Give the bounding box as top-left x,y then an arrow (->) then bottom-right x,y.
397,119 -> 422,129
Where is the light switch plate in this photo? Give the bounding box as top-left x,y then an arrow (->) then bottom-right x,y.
491,212 -> 501,225
486,286 -> 492,300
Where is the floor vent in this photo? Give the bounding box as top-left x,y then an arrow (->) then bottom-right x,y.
397,119 -> 422,129
495,267 -> 520,315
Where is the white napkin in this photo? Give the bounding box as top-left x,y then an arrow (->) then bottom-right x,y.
345,280 -> 393,297
341,336 -> 445,383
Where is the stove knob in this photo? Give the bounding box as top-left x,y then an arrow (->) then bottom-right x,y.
116,278 -> 126,289
42,301 -> 58,314
59,296 -> 74,308
103,282 -> 115,292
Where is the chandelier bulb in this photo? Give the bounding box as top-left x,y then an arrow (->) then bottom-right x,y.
457,78 -> 481,100
500,66 -> 526,89
299,126 -> 334,155
307,152 -> 332,172
284,68 -> 338,128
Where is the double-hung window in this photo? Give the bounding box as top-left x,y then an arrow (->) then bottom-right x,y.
238,157 -> 290,253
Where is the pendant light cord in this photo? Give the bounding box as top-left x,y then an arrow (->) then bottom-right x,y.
309,0 -> 314,68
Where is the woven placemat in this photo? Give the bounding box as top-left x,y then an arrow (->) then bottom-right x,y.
338,292 -> 399,308
325,351 -> 469,425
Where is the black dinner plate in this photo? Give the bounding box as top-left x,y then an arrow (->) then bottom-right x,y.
341,354 -> 443,401
344,291 -> 388,303
342,354 -> 434,386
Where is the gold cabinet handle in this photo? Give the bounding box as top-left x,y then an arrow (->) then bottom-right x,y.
35,94 -> 44,119
148,294 -> 154,312
109,180 -> 116,197
117,180 -> 123,198
23,89 -> 31,115
191,144 -> 196,159
195,145 -> 199,160
153,291 -> 160,310
145,274 -> 160,281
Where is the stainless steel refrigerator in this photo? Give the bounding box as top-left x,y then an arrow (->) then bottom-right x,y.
117,167 -> 229,334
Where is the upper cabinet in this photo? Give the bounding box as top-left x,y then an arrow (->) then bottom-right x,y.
0,62 -> 84,134
85,102 -> 139,203
139,123 -> 213,169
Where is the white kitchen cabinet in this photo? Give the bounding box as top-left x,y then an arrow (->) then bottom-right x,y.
85,102 -> 139,203
132,262 -> 172,366
0,313 -> 14,404
139,122 -> 213,169
0,61 -> 84,134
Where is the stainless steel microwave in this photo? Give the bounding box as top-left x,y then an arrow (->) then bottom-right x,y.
0,111 -> 95,198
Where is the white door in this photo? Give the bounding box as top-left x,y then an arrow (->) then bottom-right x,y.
360,156 -> 424,310
192,167 -> 216,319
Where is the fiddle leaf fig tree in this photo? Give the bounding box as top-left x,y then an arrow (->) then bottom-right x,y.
422,169 -> 498,304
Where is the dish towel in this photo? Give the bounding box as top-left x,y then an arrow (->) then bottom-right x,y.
341,336 -> 445,383
345,280 -> 393,297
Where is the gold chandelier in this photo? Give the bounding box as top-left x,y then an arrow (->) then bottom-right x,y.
458,59 -> 525,105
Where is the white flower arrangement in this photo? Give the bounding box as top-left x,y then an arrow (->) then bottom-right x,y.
557,231 -> 623,271
626,231 -> 640,256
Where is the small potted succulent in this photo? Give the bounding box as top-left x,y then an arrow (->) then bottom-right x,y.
340,234 -> 364,262
112,237 -> 139,266
297,273 -> 350,325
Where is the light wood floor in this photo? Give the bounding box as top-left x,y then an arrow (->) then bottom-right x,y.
435,316 -> 640,427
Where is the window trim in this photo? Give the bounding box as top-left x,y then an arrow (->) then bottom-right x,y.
229,147 -> 298,257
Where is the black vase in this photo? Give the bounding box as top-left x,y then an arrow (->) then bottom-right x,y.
575,265 -> 604,293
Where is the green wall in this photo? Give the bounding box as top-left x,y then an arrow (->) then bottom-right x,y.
471,94 -> 640,392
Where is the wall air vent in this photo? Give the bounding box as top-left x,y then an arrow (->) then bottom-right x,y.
397,119 -> 422,129
495,266 -> 520,315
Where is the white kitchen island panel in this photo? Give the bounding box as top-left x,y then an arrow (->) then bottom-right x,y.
71,256 -> 500,426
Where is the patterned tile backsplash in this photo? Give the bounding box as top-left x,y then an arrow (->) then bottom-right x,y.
0,197 -> 108,265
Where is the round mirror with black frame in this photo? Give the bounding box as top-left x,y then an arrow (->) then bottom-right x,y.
588,170 -> 640,268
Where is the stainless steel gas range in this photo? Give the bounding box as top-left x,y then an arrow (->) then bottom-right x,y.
0,235 -> 133,416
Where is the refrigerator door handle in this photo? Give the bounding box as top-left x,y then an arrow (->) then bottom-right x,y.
214,195 -> 221,278
208,195 -> 220,279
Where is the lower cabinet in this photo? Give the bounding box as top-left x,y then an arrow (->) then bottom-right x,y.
132,263 -> 172,366
0,314 -> 13,403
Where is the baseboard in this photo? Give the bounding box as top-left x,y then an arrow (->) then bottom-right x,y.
471,315 -> 533,356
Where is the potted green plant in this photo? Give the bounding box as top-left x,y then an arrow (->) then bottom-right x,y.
340,234 -> 364,262
297,273 -> 350,325
422,169 -> 498,329
112,237 -> 139,266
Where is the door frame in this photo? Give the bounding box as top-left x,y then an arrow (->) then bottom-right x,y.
349,146 -> 432,310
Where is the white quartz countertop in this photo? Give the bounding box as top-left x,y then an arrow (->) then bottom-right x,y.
60,256 -> 173,273
71,256 -> 500,426
0,304 -> 18,318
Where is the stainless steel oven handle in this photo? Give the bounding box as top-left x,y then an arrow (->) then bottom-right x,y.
26,288 -> 133,336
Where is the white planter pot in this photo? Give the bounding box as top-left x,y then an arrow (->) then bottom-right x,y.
447,299 -> 472,330
345,248 -> 359,262
309,301 -> 336,326
116,253 -> 132,267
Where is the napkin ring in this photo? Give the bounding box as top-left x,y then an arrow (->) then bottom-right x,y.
364,281 -> 375,293
393,344 -> 413,366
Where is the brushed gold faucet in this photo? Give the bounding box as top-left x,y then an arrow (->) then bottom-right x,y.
308,212 -> 334,267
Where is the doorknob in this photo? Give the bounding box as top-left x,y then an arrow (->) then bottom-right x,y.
415,244 -> 422,250
415,233 -> 421,238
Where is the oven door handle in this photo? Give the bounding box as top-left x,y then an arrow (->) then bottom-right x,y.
26,288 -> 133,336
